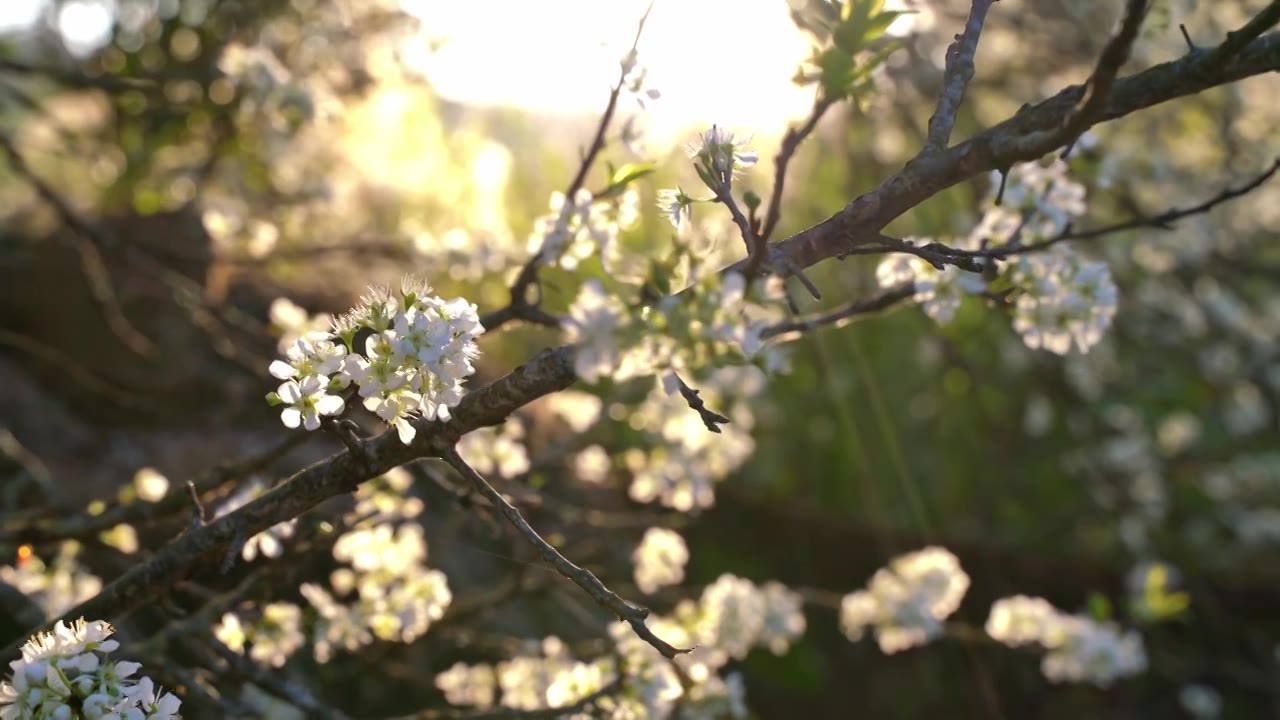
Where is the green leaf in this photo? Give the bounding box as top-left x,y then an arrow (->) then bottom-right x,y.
849,38 -> 906,87
596,162 -> 656,200
743,190 -> 762,212
1087,591 -> 1113,621
650,259 -> 672,296
818,48 -> 856,98
861,10 -> 903,45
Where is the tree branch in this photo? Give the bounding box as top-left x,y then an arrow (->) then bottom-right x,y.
1205,0 -> 1280,68
922,0 -> 998,154
437,445 -> 688,660
480,3 -> 655,333
674,375 -> 730,433
759,95 -> 838,241
996,0 -> 1150,159
761,284 -> 916,341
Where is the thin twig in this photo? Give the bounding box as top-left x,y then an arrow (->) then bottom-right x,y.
674,375 -> 730,433
922,0 -> 998,154
0,131 -> 154,356
0,432 -> 309,543
201,637 -> 351,720
956,158 -> 1280,261
409,676 -> 625,719
999,0 -> 1150,158
760,95 -> 838,241
1204,0 -> 1280,67
761,284 -> 916,341
437,446 -> 690,659
480,2 -> 655,333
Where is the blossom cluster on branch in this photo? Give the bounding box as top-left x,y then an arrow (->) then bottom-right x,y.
0,620 -> 180,720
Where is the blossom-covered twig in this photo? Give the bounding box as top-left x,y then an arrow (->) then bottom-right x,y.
437,445 -> 690,660
917,158 -> 1280,263
480,3 -> 655,333
728,29 -> 1280,279
922,0 -> 998,154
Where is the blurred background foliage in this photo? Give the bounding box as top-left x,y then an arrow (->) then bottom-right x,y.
1,0 -> 1279,717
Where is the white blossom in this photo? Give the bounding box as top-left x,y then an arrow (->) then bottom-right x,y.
985,595 -> 1148,687
0,619 -> 180,720
436,663 -> 497,709
632,527 -> 689,594
276,374 -> 345,431
268,278 -> 483,443
1010,247 -> 1117,355
656,188 -> 693,229
839,546 -> 970,654
687,125 -> 758,179
563,279 -> 626,383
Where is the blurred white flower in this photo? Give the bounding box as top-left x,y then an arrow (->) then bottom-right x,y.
563,279 -> 626,383
985,595 -> 1148,687
632,527 -> 690,594
839,546 -> 970,654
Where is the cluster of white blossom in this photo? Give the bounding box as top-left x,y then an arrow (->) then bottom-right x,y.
877,158 -> 1118,355
212,468 -> 448,666
620,371 -> 760,510
1008,248 -> 1118,355
632,527 -> 689,594
875,240 -> 987,325
457,419 -> 531,479
265,278 -> 484,444
0,542 -> 101,620
686,125 -> 758,189
0,619 -> 181,719
561,127 -> 789,391
528,188 -> 640,271
654,125 -> 757,238
434,574 -> 803,719
839,546 -> 970,654
300,522 -> 452,662
985,595 -> 1147,687
214,603 -> 306,669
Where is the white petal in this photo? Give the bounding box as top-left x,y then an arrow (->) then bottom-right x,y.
281,408 -> 302,429
268,360 -> 297,380
316,395 -> 345,416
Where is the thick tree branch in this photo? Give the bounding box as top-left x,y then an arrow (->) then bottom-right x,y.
734,31 -> 1280,281
922,0 -> 998,154
1,347 -> 578,660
